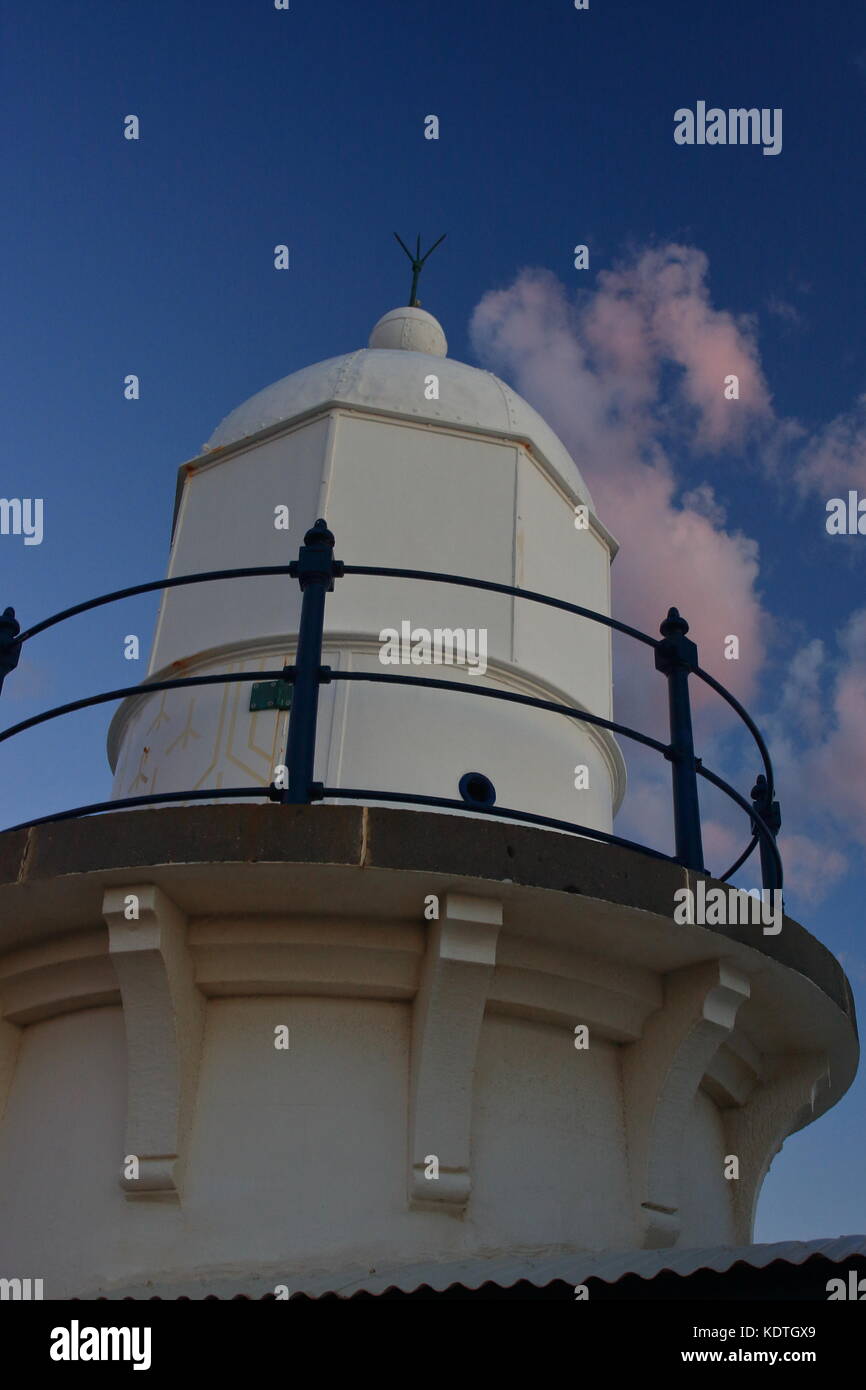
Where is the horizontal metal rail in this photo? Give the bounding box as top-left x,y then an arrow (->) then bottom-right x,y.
0,670 -> 294,746
328,667 -> 783,884
16,566 -> 299,644
0,517 -> 783,892
12,555 -> 771,800
341,564 -> 659,648
3,786 -> 268,834
328,670 -> 670,755
3,782 -> 680,860
331,672 -> 782,887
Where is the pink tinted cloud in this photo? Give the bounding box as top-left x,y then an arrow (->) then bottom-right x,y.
470,248 -> 866,899
801,611 -> 866,846
470,251 -> 770,715
794,394 -> 866,494
698,818 -> 745,878
587,246 -> 773,449
778,834 -> 849,905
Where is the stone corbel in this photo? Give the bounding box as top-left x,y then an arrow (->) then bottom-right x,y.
724,1052 -> 830,1244
408,892 -> 502,1213
103,884 -> 204,1200
622,959 -> 750,1248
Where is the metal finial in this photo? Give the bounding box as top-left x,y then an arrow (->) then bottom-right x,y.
660,607 -> 689,638
304,518 -> 335,548
393,232 -> 447,307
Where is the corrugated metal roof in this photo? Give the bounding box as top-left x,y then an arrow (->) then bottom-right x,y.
316,1235 -> 866,1296
89,1235 -> 866,1299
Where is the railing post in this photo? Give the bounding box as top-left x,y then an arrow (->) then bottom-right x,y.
275,519 -> 341,805
655,607 -> 704,872
751,773 -> 782,893
0,607 -> 21,697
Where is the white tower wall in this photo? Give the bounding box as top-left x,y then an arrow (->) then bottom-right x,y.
108,315 -> 625,830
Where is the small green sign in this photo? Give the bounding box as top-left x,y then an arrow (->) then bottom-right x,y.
249,680 -> 293,713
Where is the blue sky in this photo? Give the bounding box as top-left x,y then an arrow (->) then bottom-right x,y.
1,0 -> 864,1242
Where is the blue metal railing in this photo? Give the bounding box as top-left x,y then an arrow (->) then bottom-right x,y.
0,518 -> 783,890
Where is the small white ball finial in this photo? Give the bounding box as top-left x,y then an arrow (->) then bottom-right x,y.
368,306 -> 447,356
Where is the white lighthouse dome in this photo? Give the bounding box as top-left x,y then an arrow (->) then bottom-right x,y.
109,301 -> 622,834
206,309 -> 595,511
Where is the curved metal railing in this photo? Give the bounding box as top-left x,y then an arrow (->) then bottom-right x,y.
0,518 -> 782,889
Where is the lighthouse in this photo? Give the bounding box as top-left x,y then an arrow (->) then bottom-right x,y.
0,297 -> 857,1300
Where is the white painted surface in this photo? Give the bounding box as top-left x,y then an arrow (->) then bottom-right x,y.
0,1008 -> 129,1292
108,312 -> 623,828
0,865 -> 851,1296
205,314 -> 595,515
0,997 -> 736,1294
471,1014 -> 635,1249
368,305 -> 448,356
678,1089 -> 735,1244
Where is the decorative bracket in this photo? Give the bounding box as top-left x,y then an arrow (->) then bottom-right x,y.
622,959 -> 750,1248
724,1052 -> 830,1244
408,892 -> 502,1213
103,884 -> 204,1200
